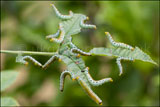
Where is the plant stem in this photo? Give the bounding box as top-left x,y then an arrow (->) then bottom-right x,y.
0,50 -> 56,56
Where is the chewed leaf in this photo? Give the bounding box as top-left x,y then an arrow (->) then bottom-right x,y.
1,70 -> 19,92
0,4 -> 157,106
90,47 -> 157,65
61,14 -> 95,36
1,97 -> 19,106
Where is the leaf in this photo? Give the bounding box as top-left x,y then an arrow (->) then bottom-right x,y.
1,70 -> 19,92
1,97 -> 19,106
90,46 -> 157,65
61,14 -> 86,36
59,55 -> 104,105
60,55 -> 90,86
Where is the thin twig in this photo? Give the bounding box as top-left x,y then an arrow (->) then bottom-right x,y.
0,50 -> 56,56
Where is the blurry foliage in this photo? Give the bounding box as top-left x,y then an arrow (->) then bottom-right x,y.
1,97 -> 19,106
1,1 -> 159,106
1,70 -> 19,92
1,70 -> 19,106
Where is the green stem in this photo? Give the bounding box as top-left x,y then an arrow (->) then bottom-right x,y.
0,50 -> 56,56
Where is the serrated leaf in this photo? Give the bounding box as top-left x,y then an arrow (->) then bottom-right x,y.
1,97 -> 19,106
3,4 -> 156,105
1,70 -> 19,92
61,14 -> 86,36
90,46 -> 157,65
60,55 -> 91,86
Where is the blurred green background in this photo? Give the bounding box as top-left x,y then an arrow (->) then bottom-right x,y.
1,1 -> 159,106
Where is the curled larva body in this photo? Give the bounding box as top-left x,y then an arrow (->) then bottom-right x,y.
50,4 -> 73,20
42,55 -> 60,69
60,70 -> 74,92
16,54 -> 61,69
79,78 -> 102,105
84,68 -> 113,86
50,25 -> 65,43
71,48 -> 91,56
46,30 -> 60,39
23,56 -> 42,67
116,57 -> 134,76
80,16 -> 96,29
116,58 -> 123,76
105,32 -> 134,50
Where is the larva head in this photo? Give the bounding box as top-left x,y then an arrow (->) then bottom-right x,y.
80,15 -> 92,24
99,102 -> 102,105
79,15 -> 96,29
81,15 -> 88,20
105,32 -> 109,35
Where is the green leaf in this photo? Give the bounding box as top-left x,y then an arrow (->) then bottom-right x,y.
60,55 -> 90,86
1,70 -> 19,92
90,46 -> 157,65
61,14 -> 84,36
1,97 -> 19,106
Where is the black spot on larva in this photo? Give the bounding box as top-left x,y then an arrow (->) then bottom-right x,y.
81,70 -> 85,72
